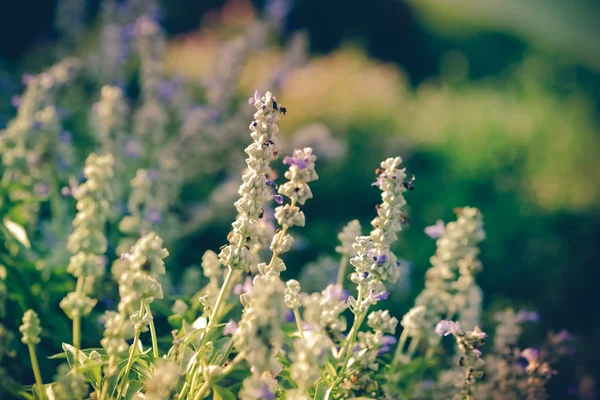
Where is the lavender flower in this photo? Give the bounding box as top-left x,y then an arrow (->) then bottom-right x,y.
435,320 -> 461,337
224,320 -> 238,336
424,219 -> 445,239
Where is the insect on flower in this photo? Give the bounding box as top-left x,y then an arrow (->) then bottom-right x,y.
279,106 -> 287,115
402,175 -> 416,191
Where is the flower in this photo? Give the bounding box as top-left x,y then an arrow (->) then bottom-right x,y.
224,320 -> 238,335
517,309 -> 540,323
424,220 -> 445,239
435,320 -> 461,337
521,348 -> 539,364
248,90 -> 261,105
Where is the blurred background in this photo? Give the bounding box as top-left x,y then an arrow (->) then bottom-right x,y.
1,0 -> 599,398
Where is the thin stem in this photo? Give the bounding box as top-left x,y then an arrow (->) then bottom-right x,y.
220,352 -> 245,376
73,314 -> 81,370
145,303 -> 159,358
336,255 -> 348,288
192,381 -> 211,400
338,287 -> 366,377
406,336 -> 420,359
201,266 -> 234,346
116,302 -> 145,399
293,308 -> 305,340
392,329 -> 409,365
28,344 -> 45,400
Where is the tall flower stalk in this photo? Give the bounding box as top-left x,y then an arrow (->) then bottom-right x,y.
60,153 -> 114,352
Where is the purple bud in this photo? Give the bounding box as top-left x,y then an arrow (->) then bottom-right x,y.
22,73 -> 36,85
435,320 -> 461,336
59,130 -> 72,144
517,310 -> 540,323
61,186 -> 72,197
521,348 -> 539,364
376,254 -> 387,265
223,320 -> 238,335
273,194 -> 283,204
370,289 -> 389,301
371,176 -> 383,187
11,95 -> 22,108
424,220 -> 445,239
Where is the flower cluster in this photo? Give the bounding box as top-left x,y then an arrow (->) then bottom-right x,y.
234,275 -> 287,399
219,91 -> 282,272
413,207 -> 486,345
60,153 -> 114,320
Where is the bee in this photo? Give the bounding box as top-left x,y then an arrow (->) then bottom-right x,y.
458,357 -> 465,367
324,325 -> 340,342
402,175 -> 416,191
272,100 -> 279,110
399,214 -> 410,225
258,208 -> 265,219
279,106 -> 287,115
263,139 -> 275,147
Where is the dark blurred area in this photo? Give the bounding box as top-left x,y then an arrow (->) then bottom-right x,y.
1,0 -> 600,398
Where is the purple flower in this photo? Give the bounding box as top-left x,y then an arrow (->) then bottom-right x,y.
371,176 -> 383,187
555,329 -> 574,342
124,139 -> 143,158
471,326 -> 488,340
147,169 -> 161,181
158,80 -> 177,101
259,385 -> 275,400
423,380 -> 434,391
521,348 -> 539,364
378,335 -> 398,354
323,285 -> 349,302
248,90 -> 261,105
424,220 -> 445,239
233,276 -> 253,295
517,309 -> 540,323
33,182 -> 50,197
144,207 -> 163,224
121,253 -> 131,261
223,320 -> 238,335
473,349 -> 482,358
61,186 -> 72,197
22,73 -> 36,85
375,253 -> 387,265
435,320 -> 461,337
59,130 -> 72,144
370,289 -> 389,302
11,95 -> 22,108
282,153 -> 309,170
273,193 -> 283,204
284,310 -> 295,323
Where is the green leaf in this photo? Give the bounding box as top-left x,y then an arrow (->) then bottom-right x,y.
62,343 -> 88,368
3,218 -> 31,248
212,385 -> 237,400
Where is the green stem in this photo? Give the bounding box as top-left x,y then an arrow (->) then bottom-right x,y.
293,308 -> 305,340
192,381 -> 211,400
406,336 -> 420,359
201,266 -> 234,346
336,255 -> 348,288
28,344 -> 45,400
338,287 -> 366,377
145,303 -> 159,358
392,329 -> 409,365
73,313 -> 81,366
116,302 -> 145,399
